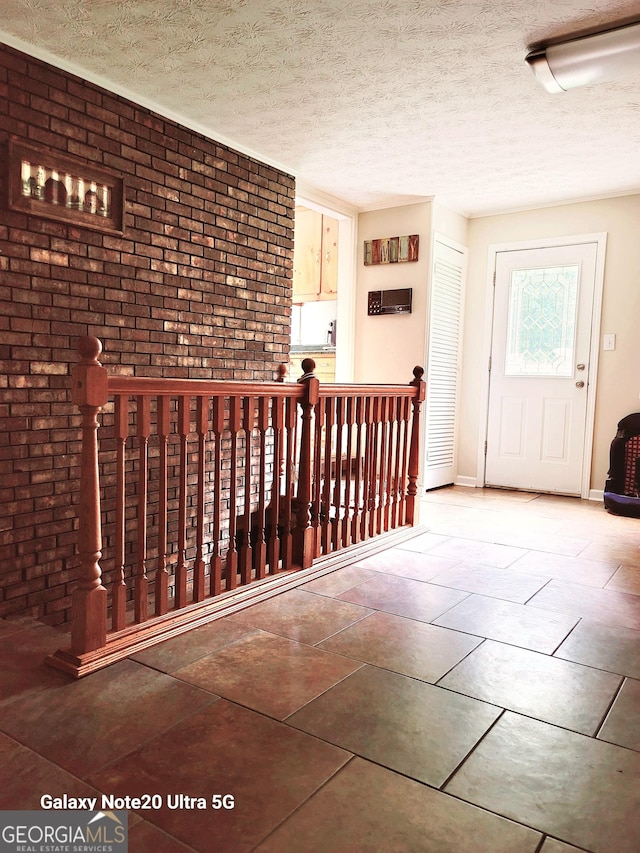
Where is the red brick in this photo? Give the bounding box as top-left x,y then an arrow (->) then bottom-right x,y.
1,42 -> 294,625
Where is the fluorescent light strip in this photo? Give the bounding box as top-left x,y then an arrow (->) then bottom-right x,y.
526,21 -> 640,93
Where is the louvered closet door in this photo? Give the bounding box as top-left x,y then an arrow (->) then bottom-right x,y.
424,237 -> 467,490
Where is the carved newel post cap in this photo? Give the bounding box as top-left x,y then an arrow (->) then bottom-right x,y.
411,365 -> 426,402
77,335 -> 103,363
276,363 -> 287,382
73,336 -> 108,407
298,358 -> 317,385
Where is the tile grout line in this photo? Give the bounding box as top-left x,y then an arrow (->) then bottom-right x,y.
245,754 -> 359,852
433,637 -> 487,685
549,615 -> 583,656
592,675 -> 626,741
438,707 -> 507,791
522,575 -> 554,606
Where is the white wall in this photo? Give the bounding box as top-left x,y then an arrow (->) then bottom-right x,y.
354,194 -> 640,495
355,202 -> 432,384
460,194 -> 640,493
432,200 -> 469,249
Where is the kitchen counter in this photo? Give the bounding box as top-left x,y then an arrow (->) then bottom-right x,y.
288,347 -> 336,382
290,344 -> 336,353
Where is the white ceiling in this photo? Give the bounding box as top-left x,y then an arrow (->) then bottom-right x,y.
3,0 -> 640,216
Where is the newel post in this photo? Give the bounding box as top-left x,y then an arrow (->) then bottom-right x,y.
293,358 -> 319,568
406,366 -> 426,526
70,336 -> 109,654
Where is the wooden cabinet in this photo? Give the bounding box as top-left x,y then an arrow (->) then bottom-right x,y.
293,209 -> 339,302
320,215 -> 338,298
289,351 -> 335,383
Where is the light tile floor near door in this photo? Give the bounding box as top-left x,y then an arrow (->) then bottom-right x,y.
1,486 -> 640,852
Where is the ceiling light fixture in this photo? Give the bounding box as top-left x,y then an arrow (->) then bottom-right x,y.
525,21 -> 640,93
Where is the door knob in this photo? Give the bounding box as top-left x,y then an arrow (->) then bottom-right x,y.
576,381 -> 585,388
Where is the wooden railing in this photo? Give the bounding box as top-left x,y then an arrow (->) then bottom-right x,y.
47,338 -> 425,677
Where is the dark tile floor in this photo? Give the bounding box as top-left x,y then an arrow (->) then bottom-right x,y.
2,487 -> 640,852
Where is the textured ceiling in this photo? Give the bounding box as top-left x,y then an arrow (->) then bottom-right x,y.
2,0 -> 640,215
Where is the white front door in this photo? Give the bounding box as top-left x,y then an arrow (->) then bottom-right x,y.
485,241 -> 599,496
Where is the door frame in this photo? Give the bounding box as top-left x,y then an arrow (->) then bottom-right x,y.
295,183 -> 358,382
477,232 -> 607,499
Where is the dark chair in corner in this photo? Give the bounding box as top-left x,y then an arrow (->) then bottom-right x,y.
604,413 -> 640,517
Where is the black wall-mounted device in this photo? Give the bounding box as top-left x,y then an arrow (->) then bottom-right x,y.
367,287 -> 413,316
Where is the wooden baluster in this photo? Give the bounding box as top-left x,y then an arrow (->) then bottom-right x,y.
70,335 -> 108,655
240,396 -> 254,585
311,392 -> 324,557
380,396 -> 390,532
267,395 -> 283,575
321,395 -> 334,555
210,396 -> 224,596
253,396 -> 269,580
155,395 -> 170,616
406,366 -> 426,526
398,395 -> 411,526
175,395 -> 190,609
332,395 -> 345,551
293,359 -> 319,569
112,394 -> 127,631
360,396 -> 373,542
369,396 -> 382,539
273,362 -> 287,570
194,396 -> 208,602
376,396 -> 389,535
342,396 -> 355,548
351,396 -> 364,545
390,397 -> 402,531
135,394 -> 150,623
280,395 -> 296,571
226,396 -> 241,589
384,396 -> 395,532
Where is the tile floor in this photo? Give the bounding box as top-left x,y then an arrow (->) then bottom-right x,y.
1,487 -> 640,852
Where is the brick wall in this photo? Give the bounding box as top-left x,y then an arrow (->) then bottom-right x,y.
0,44 -> 295,625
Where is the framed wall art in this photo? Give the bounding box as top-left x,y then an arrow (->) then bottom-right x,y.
364,234 -> 419,265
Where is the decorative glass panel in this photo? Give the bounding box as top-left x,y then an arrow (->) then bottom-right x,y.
505,265 -> 579,377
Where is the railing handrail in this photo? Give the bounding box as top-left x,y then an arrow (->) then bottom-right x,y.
106,375 -> 305,397
105,376 -> 418,398
317,383 -> 417,397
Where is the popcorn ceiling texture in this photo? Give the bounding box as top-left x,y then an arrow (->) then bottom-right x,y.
2,0 -> 640,214
0,43 -> 295,624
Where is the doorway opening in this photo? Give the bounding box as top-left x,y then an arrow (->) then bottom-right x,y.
289,196 -> 357,383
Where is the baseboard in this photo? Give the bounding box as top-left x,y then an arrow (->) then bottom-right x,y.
449,479 -> 604,501
454,476 -> 478,488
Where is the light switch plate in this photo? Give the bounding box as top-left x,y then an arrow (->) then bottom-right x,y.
603,333 -> 616,351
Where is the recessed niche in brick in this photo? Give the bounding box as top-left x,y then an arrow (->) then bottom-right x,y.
7,138 -> 125,234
